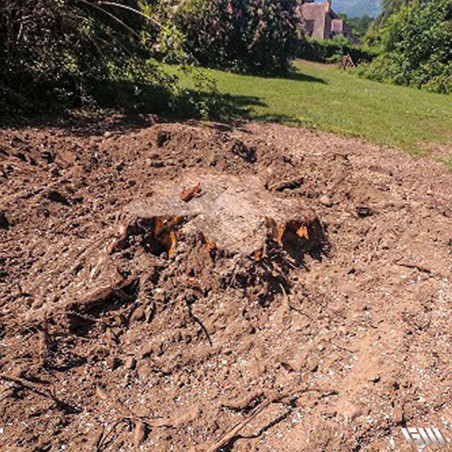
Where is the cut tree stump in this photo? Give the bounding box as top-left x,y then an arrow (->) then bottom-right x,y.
125,173 -> 326,261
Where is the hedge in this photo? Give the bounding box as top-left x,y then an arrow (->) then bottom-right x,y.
298,37 -> 377,64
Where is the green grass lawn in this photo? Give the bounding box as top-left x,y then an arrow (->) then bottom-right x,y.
177,60 -> 452,156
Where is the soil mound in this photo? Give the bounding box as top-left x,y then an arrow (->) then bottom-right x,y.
0,117 -> 450,451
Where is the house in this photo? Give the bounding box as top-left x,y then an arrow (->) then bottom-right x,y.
301,0 -> 360,44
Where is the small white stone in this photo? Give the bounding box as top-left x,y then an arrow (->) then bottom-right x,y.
319,195 -> 333,207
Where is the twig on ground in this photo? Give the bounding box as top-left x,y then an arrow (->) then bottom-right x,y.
0,374 -> 78,413
395,259 -> 432,274
206,398 -> 273,452
279,283 -> 313,320
205,386 -> 334,452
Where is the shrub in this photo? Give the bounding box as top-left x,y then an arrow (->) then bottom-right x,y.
0,0 -> 303,118
164,0 -> 301,74
0,0 -> 180,117
360,0 -> 452,94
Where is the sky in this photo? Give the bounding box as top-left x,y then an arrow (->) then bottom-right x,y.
328,0 -> 382,18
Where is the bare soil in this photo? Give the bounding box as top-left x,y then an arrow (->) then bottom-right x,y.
0,116 -> 451,451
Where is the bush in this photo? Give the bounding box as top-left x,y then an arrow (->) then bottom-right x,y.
299,37 -> 377,65
360,0 -> 452,94
0,0 -> 304,118
160,0 -> 301,74
0,0 -> 186,118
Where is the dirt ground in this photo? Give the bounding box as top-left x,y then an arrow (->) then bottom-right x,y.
0,116 -> 451,451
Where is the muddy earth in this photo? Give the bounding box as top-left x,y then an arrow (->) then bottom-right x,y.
0,116 -> 451,451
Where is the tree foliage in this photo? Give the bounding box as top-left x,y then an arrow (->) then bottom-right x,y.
346,15 -> 375,38
0,0 -> 304,118
377,0 -> 412,25
360,0 -> 452,94
153,0 -> 302,74
0,0 -> 177,114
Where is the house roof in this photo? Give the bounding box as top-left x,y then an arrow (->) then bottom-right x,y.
302,3 -> 327,22
302,3 -> 327,39
301,2 -> 359,42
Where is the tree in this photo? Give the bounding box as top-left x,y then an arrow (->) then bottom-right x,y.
159,0 -> 302,74
360,0 -> 452,94
347,15 -> 375,38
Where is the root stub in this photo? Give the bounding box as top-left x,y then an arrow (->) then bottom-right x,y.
124,174 -> 327,262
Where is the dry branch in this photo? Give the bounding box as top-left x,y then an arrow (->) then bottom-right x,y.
395,259 -> 432,274
205,387 -> 333,452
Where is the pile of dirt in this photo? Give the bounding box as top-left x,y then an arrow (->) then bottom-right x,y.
0,116 -> 451,451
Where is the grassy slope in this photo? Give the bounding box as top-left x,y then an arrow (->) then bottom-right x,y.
178,60 -> 452,156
